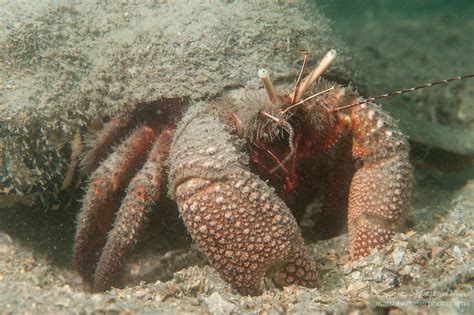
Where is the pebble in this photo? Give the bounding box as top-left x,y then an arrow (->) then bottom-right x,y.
453,245 -> 463,258
422,235 -> 442,246
347,282 -> 367,292
431,246 -> 445,259
343,263 -> 353,274
372,254 -> 382,265
392,247 -> 405,266
351,271 -> 361,280
399,265 -> 412,275
205,292 -> 235,314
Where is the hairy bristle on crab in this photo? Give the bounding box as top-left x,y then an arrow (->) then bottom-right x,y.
60,132 -> 82,190
248,49 -> 343,183
93,128 -> 174,291
281,86 -> 336,114
74,46 -> 470,297
74,125 -> 156,284
246,49 -> 413,262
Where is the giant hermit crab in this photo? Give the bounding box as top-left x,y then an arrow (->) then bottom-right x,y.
74,49 -> 414,296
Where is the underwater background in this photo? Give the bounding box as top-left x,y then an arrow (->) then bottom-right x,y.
0,1 -> 473,314
320,0 -> 474,187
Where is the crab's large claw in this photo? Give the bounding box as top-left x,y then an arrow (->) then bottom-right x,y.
168,102 -> 317,295
347,104 -> 412,259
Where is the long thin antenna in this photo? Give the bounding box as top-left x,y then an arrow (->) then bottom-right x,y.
282,86 -> 336,114
291,49 -> 309,104
330,74 -> 474,113
296,49 -> 337,101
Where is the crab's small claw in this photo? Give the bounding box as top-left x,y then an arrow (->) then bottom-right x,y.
168,102 -> 317,295
347,104 -> 412,258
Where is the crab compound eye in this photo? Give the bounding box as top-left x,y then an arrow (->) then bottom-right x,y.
258,68 -> 269,79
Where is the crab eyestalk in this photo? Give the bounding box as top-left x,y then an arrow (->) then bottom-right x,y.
295,49 -> 337,101
258,68 -> 279,105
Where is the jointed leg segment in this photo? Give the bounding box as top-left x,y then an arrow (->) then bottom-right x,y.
74,125 -> 156,285
92,129 -> 174,291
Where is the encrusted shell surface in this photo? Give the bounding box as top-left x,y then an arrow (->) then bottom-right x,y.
0,1 -> 357,194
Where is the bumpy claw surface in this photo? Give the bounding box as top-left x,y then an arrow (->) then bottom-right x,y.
347,104 -> 412,258
168,103 -> 317,295
73,61 -> 413,295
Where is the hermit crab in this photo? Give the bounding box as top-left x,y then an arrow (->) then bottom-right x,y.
74,49 -> 471,296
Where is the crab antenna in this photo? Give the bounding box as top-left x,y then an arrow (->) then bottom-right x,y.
330,73 -> 474,114
258,68 -> 279,105
296,49 -> 337,101
282,86 -> 336,114
291,49 -> 309,104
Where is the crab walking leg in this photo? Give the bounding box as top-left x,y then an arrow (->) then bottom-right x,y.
81,113 -> 133,173
93,128 -> 174,291
168,103 -> 317,296
74,125 -> 155,284
82,102 -> 169,173
347,104 -> 413,259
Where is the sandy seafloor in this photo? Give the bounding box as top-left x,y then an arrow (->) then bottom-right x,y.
1,1 -> 474,314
